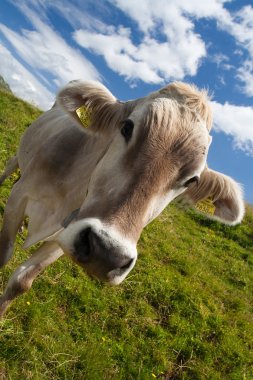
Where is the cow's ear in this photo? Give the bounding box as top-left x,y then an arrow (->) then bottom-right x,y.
57,80 -> 120,131
183,168 -> 245,225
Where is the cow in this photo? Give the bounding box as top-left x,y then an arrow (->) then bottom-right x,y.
0,80 -> 244,317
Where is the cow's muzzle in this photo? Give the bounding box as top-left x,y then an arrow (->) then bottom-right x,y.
58,219 -> 137,285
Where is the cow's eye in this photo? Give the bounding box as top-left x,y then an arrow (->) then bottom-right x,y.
183,176 -> 199,188
121,119 -> 134,142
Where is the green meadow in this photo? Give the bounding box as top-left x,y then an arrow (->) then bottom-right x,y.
0,88 -> 253,379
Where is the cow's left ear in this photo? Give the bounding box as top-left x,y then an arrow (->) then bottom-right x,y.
57,80 -> 120,132
183,168 -> 245,225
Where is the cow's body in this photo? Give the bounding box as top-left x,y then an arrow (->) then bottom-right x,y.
0,80 -> 244,317
17,107 -> 109,248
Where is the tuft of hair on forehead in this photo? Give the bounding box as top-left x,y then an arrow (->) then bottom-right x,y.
142,96 -> 209,151
159,82 -> 213,131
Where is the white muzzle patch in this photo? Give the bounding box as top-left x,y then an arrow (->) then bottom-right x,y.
57,218 -> 137,284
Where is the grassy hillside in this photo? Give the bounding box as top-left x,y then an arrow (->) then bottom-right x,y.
0,76 -> 12,95
0,89 -> 253,380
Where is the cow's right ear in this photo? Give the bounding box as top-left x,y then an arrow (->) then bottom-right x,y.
57,80 -> 120,131
183,168 -> 245,225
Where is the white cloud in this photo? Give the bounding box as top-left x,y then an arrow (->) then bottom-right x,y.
0,43 -> 54,109
237,61 -> 253,97
71,0 -> 253,92
74,26 -> 162,84
0,5 -> 100,91
215,5 -> 253,97
108,1 -> 253,96
212,101 -> 253,155
5,0 -> 253,95
74,26 -> 198,84
0,0 -> 252,158
110,0 -> 228,32
211,53 -> 233,71
73,0 -> 207,84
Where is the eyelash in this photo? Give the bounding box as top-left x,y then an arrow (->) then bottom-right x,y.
183,176 -> 199,188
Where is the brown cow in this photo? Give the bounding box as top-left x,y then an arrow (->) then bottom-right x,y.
0,80 -> 244,317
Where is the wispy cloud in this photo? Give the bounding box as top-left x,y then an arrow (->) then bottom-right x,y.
0,4 -> 100,91
211,53 -> 233,71
0,43 -> 54,109
237,61 -> 253,97
215,4 -> 253,97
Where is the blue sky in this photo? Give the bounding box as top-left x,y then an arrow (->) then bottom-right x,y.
0,0 -> 253,202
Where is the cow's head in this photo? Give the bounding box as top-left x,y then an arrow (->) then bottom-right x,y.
57,81 -> 244,284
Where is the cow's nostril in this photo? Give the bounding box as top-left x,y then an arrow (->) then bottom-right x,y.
120,258 -> 134,271
74,227 -> 91,262
79,227 -> 91,242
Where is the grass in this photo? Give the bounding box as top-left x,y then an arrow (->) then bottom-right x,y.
0,89 -> 253,379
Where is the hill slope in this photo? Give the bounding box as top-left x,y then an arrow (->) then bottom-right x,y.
0,89 -> 253,380
0,76 -> 12,94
